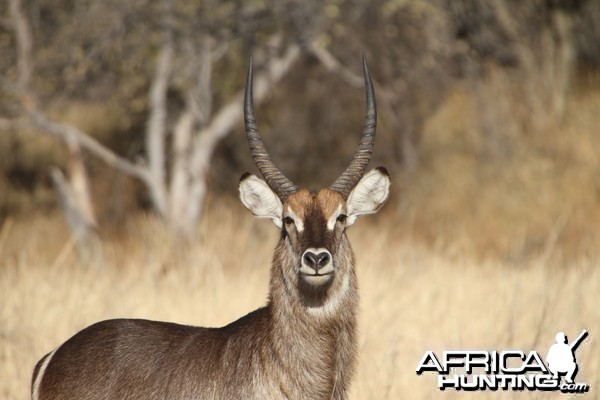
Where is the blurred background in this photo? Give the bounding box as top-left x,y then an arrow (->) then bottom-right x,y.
0,0 -> 599,259
1,0 -> 599,399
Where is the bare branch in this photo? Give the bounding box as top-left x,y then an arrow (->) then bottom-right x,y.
191,44 -> 301,172
308,43 -> 363,88
28,110 -> 151,184
8,0 -> 34,90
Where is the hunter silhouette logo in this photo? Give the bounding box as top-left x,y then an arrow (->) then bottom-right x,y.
546,330 -> 588,384
416,330 -> 590,393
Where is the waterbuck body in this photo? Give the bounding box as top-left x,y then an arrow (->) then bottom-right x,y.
32,55 -> 390,400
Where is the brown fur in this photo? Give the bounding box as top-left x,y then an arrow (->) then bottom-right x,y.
32,189 -> 359,400
286,189 -> 345,221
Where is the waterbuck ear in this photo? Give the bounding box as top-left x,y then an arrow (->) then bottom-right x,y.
346,167 -> 390,226
239,173 -> 283,228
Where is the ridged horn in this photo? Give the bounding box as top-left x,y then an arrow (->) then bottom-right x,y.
244,58 -> 298,201
330,54 -> 377,199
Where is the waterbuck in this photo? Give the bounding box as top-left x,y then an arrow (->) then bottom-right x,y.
31,55 -> 390,400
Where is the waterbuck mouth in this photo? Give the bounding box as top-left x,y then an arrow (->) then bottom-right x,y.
299,271 -> 334,286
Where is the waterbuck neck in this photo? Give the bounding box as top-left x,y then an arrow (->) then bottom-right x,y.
263,236 -> 359,398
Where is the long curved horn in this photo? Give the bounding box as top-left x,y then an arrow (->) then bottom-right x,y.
244,58 -> 298,201
330,54 -> 377,199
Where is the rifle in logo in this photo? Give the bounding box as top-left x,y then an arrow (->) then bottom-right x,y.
546,329 -> 588,384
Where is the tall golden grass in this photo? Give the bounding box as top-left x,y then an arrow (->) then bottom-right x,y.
1,202 -> 598,399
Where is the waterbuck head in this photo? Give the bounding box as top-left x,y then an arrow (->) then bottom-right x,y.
239,55 -> 390,311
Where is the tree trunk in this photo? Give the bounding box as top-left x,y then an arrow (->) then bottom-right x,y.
145,3 -> 173,217
50,138 -> 101,264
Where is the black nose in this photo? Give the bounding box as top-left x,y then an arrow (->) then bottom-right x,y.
303,251 -> 331,271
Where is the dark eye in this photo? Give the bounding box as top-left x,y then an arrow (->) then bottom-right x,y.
283,216 -> 294,225
336,214 -> 347,223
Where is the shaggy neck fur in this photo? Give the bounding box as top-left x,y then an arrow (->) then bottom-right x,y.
265,234 -> 359,399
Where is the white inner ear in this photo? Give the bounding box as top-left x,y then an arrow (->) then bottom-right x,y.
346,168 -> 390,226
239,175 -> 283,227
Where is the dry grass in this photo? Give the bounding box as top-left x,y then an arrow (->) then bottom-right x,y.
1,203 -> 598,399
